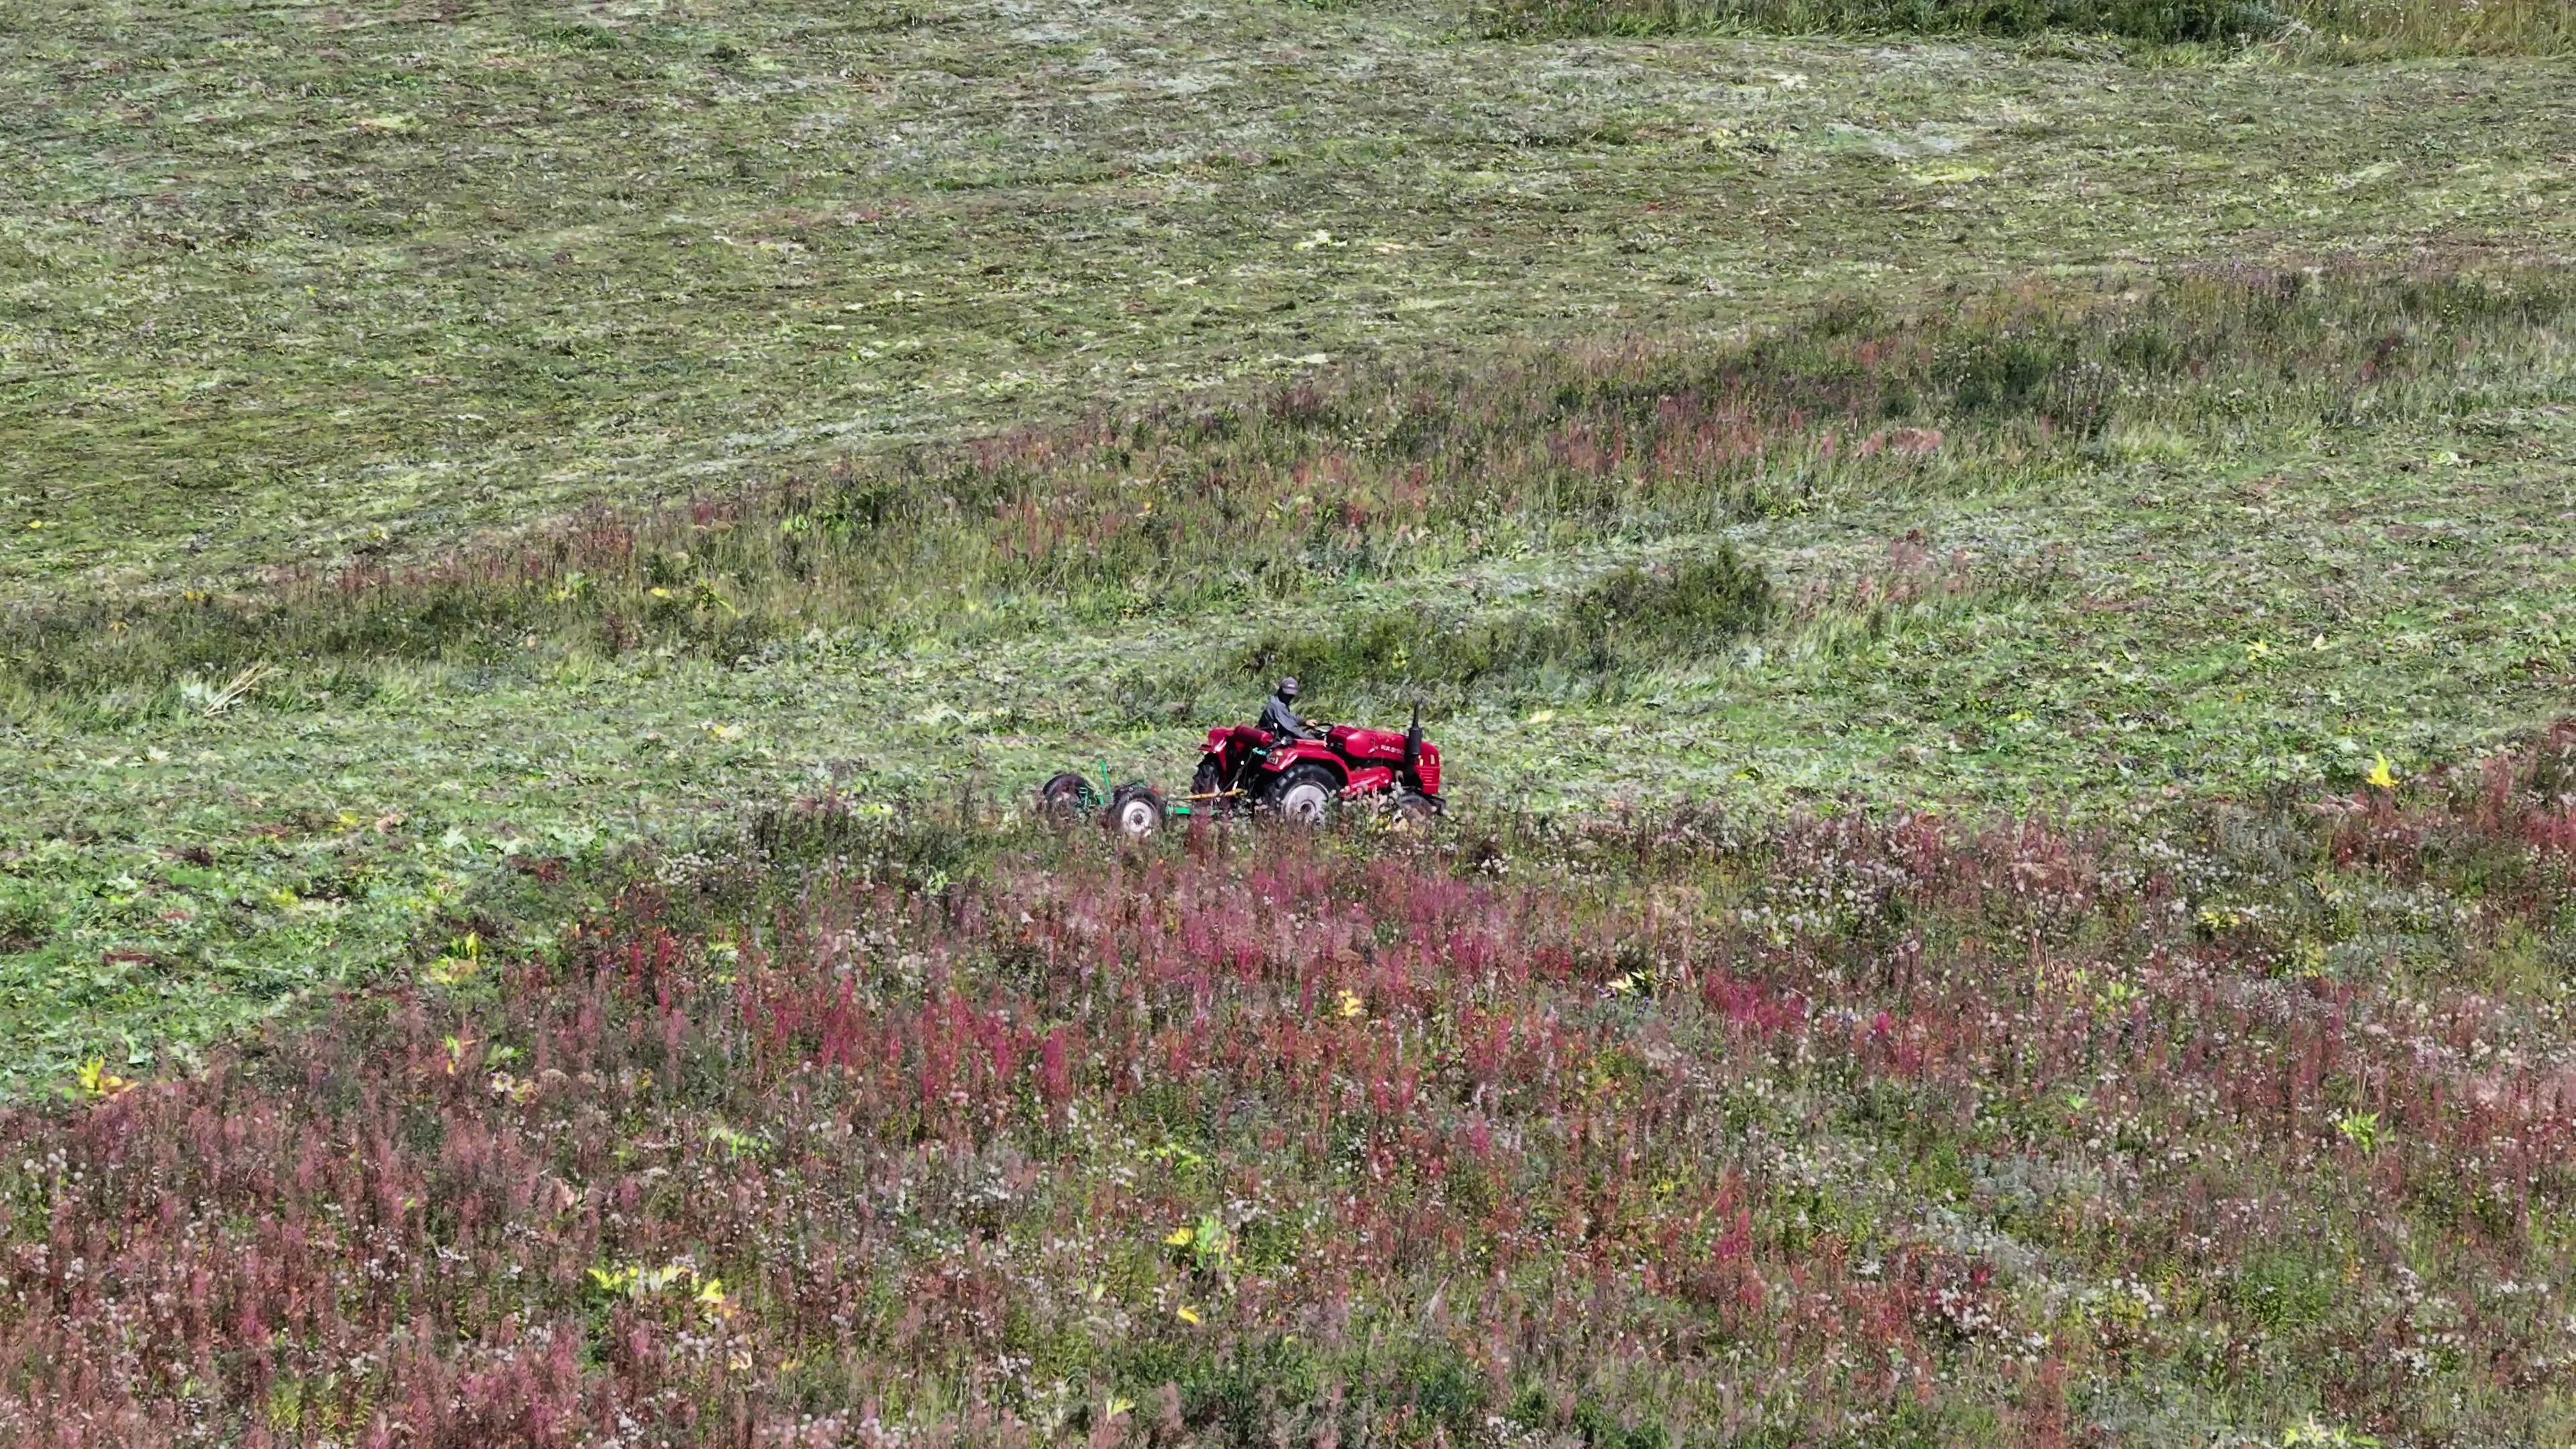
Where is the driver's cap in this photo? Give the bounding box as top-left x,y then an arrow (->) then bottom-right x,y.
1279,676 -> 1300,698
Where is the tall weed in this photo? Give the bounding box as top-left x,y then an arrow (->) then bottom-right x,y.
1483,0 -> 2287,42
1206,547 -> 1776,716
5,724 -> 2573,1442
1477,0 -> 2573,50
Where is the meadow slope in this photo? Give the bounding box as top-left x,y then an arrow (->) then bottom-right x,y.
7,737 -> 2576,1444
6,0 -> 2572,590
3,5 -> 2576,1440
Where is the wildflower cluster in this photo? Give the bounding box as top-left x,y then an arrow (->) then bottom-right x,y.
1,724 -> 2571,1443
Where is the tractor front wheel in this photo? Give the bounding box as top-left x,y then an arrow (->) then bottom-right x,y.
1389,792 -> 1438,832
1110,784 -> 1167,840
1265,764 -> 1338,826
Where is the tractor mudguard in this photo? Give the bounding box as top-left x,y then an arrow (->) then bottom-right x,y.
1254,739 -> 1348,780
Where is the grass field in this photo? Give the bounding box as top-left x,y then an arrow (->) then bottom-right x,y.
8,0 -> 2572,592
1480,0 -> 2576,53
11,749 -> 2576,1442
4,0 -> 2575,1441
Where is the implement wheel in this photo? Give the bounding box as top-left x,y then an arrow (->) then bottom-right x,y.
1037,771 -> 1095,822
1110,784 -> 1167,840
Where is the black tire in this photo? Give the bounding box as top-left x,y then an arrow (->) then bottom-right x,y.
1263,763 -> 1339,826
1390,792 -> 1438,831
1193,756 -> 1250,819
1037,771 -> 1094,821
1109,783 -> 1167,840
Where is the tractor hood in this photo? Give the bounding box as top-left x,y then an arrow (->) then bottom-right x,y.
1327,724 -> 1409,761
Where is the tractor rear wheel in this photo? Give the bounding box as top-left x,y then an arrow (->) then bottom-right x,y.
1038,771 -> 1094,820
1110,784 -> 1167,840
1193,757 -> 1251,819
1265,764 -> 1338,826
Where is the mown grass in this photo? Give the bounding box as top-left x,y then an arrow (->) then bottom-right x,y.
7,0 -> 2575,596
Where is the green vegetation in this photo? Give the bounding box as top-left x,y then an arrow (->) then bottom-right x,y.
11,742 -> 2576,1440
1224,547 -> 1779,709
23,265 -> 2563,705
1481,0 -> 2574,52
7,259 -> 2571,1092
4,0 -> 2576,1440
1483,0 -> 2292,44
7,1 -> 2573,595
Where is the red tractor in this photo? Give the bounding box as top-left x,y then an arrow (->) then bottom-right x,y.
1036,706 -> 1443,839
1191,704 -> 1442,826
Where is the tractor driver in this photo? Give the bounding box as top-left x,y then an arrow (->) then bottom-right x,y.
1260,676 -> 1320,742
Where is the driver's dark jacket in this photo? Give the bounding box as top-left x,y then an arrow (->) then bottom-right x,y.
1259,694 -> 1318,741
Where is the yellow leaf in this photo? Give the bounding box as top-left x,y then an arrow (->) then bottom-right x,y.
1337,989 -> 1364,1019
1165,1226 -> 1194,1246
2364,753 -> 2398,790
1176,1305 -> 1202,1325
